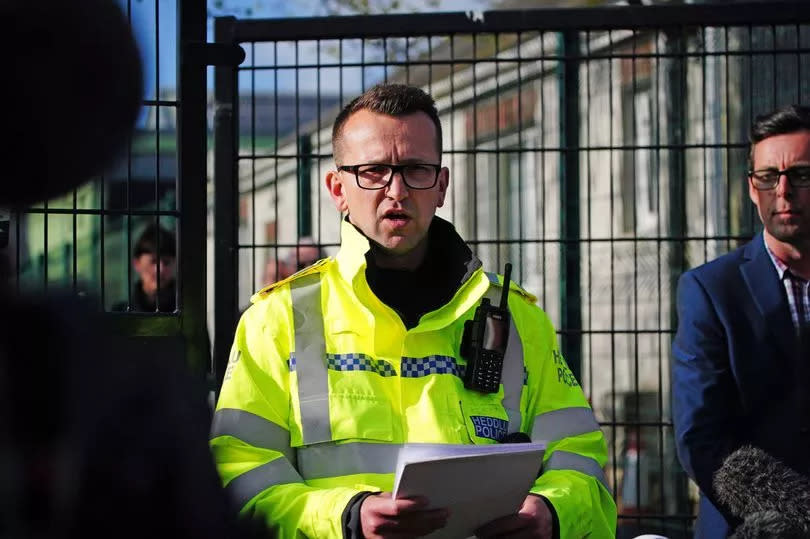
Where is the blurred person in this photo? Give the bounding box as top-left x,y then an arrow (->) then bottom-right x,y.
284,237 -> 326,274
262,240 -> 327,286
672,104 -> 810,538
114,223 -> 177,312
0,1 -> 240,537
211,84 -> 616,538
263,254 -> 291,286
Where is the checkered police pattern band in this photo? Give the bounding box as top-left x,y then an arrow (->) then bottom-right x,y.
401,355 -> 465,378
289,352 -> 529,384
326,353 -> 397,377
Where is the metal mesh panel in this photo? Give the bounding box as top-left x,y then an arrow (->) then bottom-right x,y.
8,0 -> 180,313
4,0 -> 211,375
214,5 -> 810,536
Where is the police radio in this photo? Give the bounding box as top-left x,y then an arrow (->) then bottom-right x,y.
460,263 -> 512,393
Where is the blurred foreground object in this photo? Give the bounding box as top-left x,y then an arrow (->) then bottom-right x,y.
0,1 -> 243,537
713,446 -> 810,539
0,0 -> 142,205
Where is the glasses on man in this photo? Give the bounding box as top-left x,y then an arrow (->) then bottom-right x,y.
748,166 -> 810,190
337,163 -> 442,190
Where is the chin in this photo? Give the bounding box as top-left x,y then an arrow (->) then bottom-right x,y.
382,243 -> 415,256
374,236 -> 415,255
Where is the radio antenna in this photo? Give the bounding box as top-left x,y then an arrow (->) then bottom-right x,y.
500,262 -> 512,310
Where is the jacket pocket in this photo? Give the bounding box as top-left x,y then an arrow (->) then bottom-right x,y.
329,392 -> 394,443
459,399 -> 510,444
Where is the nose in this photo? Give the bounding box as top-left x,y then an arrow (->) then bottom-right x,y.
776,173 -> 794,198
385,169 -> 409,201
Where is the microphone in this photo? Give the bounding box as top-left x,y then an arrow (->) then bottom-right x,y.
713,446 -> 810,538
731,511 -> 808,539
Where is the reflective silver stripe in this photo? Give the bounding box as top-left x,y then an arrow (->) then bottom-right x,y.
297,442 -> 402,479
544,450 -> 609,490
290,273 -> 332,445
210,408 -> 296,467
226,457 -> 304,510
501,316 -> 524,434
486,286 -> 523,435
485,271 -> 500,286
530,407 -> 601,443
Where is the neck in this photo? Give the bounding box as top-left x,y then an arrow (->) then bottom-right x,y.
370,237 -> 429,271
765,231 -> 810,279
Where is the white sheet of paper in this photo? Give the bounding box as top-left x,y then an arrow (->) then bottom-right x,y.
392,443 -> 545,539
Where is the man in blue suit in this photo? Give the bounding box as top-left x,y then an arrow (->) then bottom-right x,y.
673,104 -> 810,538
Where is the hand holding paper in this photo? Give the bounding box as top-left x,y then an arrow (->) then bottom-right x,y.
391,442 -> 546,539
473,494 -> 553,539
360,493 -> 450,539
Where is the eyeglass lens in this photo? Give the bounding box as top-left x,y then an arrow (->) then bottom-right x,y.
356,164 -> 437,189
751,166 -> 810,189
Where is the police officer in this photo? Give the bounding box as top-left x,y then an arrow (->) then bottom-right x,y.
211,84 -> 616,538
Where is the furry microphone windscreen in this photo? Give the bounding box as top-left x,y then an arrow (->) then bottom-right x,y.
730,510 -> 809,539
0,0 -> 143,206
713,445 -> 810,526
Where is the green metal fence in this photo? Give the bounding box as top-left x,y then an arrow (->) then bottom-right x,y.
212,4 -> 810,536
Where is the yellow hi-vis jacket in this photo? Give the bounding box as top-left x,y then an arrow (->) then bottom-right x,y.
211,219 -> 616,538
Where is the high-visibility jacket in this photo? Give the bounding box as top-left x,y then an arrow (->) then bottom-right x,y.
211,218 -> 616,538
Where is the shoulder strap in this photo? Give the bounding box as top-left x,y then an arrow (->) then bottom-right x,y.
484,271 -> 537,303
253,257 -> 329,302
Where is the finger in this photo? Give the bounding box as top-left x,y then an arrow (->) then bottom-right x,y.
371,508 -> 450,535
366,492 -> 433,517
391,495 -> 432,510
391,497 -> 445,516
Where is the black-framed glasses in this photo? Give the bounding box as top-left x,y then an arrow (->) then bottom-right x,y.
337,163 -> 442,190
748,166 -> 810,190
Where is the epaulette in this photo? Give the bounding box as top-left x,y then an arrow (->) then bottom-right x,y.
484,271 -> 537,303
252,257 -> 330,302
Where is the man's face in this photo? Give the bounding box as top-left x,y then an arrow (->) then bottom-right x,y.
132,253 -> 176,294
326,109 -> 449,256
749,130 -> 810,248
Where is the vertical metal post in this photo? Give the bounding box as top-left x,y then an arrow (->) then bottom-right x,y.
177,0 -> 209,375
665,28 -> 691,524
213,16 -> 240,390
298,135 -> 312,238
666,30 -> 687,335
559,30 -> 582,382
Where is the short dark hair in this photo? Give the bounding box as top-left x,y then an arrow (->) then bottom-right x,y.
331,83 -> 442,164
133,223 -> 176,258
749,104 -> 810,168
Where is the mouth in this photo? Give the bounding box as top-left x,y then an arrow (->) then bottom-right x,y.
381,210 -> 411,227
773,209 -> 802,216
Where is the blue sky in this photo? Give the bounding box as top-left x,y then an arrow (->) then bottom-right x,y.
126,0 -> 489,98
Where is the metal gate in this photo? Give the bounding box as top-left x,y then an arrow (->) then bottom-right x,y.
212,3 -> 810,536
4,1 -> 212,373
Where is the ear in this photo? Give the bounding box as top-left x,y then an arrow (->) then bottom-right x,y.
436,166 -> 449,208
326,169 -> 349,213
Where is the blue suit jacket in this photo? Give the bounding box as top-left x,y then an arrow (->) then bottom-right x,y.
672,234 -> 809,538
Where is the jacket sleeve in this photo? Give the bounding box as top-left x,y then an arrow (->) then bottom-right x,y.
517,302 -> 617,538
671,270 -> 741,523
210,291 -> 363,539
